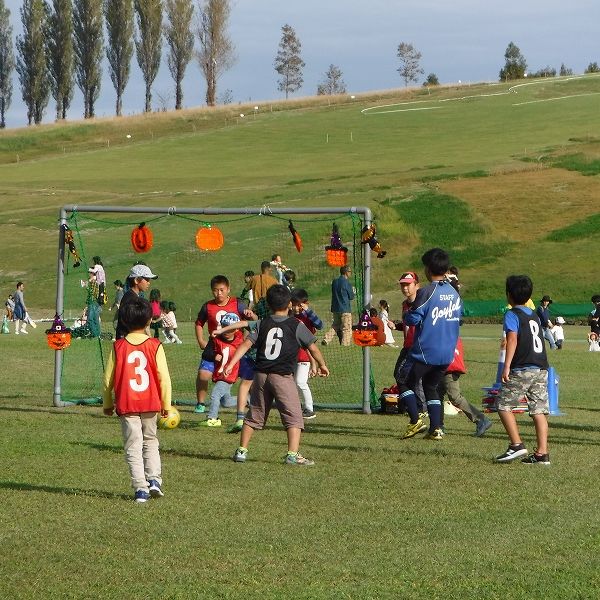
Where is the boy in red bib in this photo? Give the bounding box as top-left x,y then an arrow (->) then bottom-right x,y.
103,296 -> 172,503
200,313 -> 245,427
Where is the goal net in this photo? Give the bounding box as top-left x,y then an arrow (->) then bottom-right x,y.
54,205 -> 378,412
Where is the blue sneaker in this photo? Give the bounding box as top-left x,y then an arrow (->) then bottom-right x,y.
194,403 -> 206,414
134,489 -> 150,503
233,447 -> 248,463
475,417 -> 493,437
148,479 -> 164,498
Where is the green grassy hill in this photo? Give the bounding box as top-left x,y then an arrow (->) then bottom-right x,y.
2,75 -> 600,312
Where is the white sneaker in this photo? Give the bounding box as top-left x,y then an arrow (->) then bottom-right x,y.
20,328 -> 28,334
15,330 -> 19,335
176,340 -> 183,344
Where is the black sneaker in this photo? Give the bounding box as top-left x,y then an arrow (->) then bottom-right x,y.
495,443 -> 527,463
302,408 -> 316,419
521,452 -> 550,465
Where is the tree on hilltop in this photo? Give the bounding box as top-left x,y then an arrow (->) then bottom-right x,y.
0,0 -> 15,128
559,63 -> 573,77
196,0 -> 235,107
46,0 -> 74,121
317,64 -> 346,96
16,0 -> 50,125
165,0 -> 194,110
423,73 -> 439,87
396,42 -> 423,86
585,62 -> 600,73
274,24 -> 304,99
73,0 -> 103,118
499,42 -> 527,81
105,0 -> 134,116
135,0 -> 162,112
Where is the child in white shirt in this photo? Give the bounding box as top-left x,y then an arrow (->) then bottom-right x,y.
550,316 -> 565,350
588,332 -> 600,352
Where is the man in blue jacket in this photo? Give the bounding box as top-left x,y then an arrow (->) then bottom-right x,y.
395,248 -> 461,440
322,266 -> 355,346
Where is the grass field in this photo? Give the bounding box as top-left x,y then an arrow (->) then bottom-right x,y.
2,325 -> 600,599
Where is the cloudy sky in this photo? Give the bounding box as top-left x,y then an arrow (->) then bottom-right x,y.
2,0 -> 599,127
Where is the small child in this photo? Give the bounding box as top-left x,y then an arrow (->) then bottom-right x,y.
378,299 -> 397,347
588,332 -> 600,352
149,289 -> 162,339
161,301 -> 182,344
102,295 -> 172,503
369,308 -> 386,346
225,284 -> 329,466
550,316 -> 565,350
291,288 -> 324,419
201,313 -> 244,427
495,275 -> 550,465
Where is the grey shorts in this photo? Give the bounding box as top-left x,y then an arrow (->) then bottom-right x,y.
244,372 -> 304,431
496,369 -> 549,415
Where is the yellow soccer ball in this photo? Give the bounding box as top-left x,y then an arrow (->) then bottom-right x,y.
157,407 -> 180,430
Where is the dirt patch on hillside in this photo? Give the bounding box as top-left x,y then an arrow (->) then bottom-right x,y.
438,168 -> 598,242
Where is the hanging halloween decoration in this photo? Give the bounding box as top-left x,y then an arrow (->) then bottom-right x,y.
352,309 -> 379,347
325,222 -> 348,267
62,224 -> 82,267
46,314 -> 72,350
131,223 -> 154,253
195,224 -> 224,251
361,224 -> 386,258
288,220 -> 303,253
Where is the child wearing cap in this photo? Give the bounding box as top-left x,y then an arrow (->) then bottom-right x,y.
550,316 -> 565,350
588,332 -> 600,352
115,264 -> 159,340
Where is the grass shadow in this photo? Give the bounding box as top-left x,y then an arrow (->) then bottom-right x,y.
0,480 -> 131,501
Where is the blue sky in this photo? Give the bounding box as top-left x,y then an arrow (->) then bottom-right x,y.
2,0 -> 599,127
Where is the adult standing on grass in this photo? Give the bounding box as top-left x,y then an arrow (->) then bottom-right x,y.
13,282 -> 28,335
250,261 -> 278,318
322,266 -> 355,346
116,265 -> 159,340
536,295 -> 556,350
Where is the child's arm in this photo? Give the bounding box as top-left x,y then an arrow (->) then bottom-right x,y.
309,356 -> 318,377
211,320 -> 250,337
102,346 -> 117,415
242,308 -> 258,320
223,338 -> 253,377
302,306 -> 323,330
306,343 -> 329,377
501,331 -> 518,383
155,343 -> 172,416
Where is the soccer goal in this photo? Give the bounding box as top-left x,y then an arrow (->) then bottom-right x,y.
52,204 -> 378,413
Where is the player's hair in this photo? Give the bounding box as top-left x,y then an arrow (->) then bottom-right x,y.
591,294 -> 600,304
168,301 -> 177,312
379,299 -> 389,311
284,270 -> 296,285
159,300 -> 169,311
340,266 -> 351,275
260,261 -> 271,272
210,275 -> 229,288
267,284 -> 291,311
92,256 -> 103,265
421,248 -> 450,276
448,265 -> 459,276
505,275 -> 533,306
149,288 -> 161,301
369,307 -> 378,317
113,279 -> 123,287
121,296 -> 152,332
291,288 -> 309,304
271,254 -> 281,261
244,270 -> 254,278
16,281 -> 23,288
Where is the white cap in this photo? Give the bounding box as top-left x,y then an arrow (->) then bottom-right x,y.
556,316 -> 565,324
128,264 -> 158,280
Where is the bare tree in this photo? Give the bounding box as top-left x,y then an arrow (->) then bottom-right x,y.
135,0 -> 162,112
274,23 -> 304,99
46,0 -> 74,120
317,64 -> 346,96
165,0 -> 194,110
196,0 -> 235,107
396,42 -> 423,86
105,0 -> 134,116
16,0 -> 50,125
73,0 -> 103,118
0,0 -> 14,128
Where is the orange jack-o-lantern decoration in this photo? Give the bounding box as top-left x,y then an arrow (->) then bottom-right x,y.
195,225 -> 224,251
352,310 -> 379,347
46,315 -> 72,350
325,222 -> 348,267
131,223 -> 154,253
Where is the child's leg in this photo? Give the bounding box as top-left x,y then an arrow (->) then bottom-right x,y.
238,373 -> 271,449
295,362 -> 313,411
196,360 -> 214,408
271,373 -> 305,453
531,414 -> 549,454
140,411 -> 162,485
171,329 -> 182,344
162,327 -> 172,342
421,365 -> 447,432
208,381 -> 227,420
445,373 -> 486,423
497,410 -> 522,445
286,427 -> 302,454
120,414 -> 149,491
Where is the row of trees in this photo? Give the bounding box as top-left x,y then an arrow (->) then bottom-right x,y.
0,0 -> 235,126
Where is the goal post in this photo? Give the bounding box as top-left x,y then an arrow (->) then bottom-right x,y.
53,204 -> 374,413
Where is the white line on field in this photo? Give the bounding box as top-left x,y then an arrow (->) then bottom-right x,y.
363,106 -> 442,115
512,92 -> 600,106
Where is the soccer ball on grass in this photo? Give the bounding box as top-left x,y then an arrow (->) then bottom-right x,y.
157,407 -> 180,430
